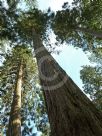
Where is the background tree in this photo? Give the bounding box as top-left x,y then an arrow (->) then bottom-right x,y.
0,0 -> 102,135
52,0 -> 102,50
16,6 -> 102,136
80,47 -> 102,111
0,2 -> 50,135
0,45 -> 50,136
2,4 -> 102,136
0,45 -> 37,135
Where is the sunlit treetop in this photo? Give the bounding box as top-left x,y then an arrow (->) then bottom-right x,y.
52,0 -> 102,51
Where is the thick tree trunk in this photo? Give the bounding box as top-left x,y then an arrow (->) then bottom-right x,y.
7,62 -> 23,136
32,29 -> 102,136
76,27 -> 102,38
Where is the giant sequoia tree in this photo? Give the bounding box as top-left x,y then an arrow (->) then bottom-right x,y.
0,0 -> 102,135
0,46 -> 37,136
16,8 -> 102,136
33,32 -> 102,136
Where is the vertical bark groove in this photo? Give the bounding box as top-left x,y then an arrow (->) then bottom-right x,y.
32,30 -> 102,136
7,62 -> 23,136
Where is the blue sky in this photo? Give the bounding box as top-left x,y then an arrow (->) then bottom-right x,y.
38,0 -> 73,11
53,45 -> 90,89
38,0 -> 91,89
0,1 -> 92,136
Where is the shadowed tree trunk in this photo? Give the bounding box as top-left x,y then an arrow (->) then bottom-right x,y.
32,29 -> 102,136
76,27 -> 102,38
7,62 -> 23,136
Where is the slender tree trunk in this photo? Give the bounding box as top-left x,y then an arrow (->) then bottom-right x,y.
7,62 -> 23,136
76,27 -> 102,38
32,29 -> 102,136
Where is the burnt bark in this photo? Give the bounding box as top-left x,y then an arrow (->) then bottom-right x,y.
32,29 -> 102,136
7,62 -> 23,136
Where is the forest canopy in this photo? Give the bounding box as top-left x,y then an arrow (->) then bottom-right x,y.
0,0 -> 102,136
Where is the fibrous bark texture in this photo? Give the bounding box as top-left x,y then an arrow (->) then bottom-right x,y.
33,30 -> 102,136
7,63 -> 23,136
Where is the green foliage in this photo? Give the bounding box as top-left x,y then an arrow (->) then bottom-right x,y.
0,6 -> 49,44
0,1 -> 50,135
17,8 -> 49,42
89,47 -> 102,65
1,0 -> 102,135
7,0 -> 20,10
24,0 -> 37,9
34,89 -> 50,135
0,45 -> 36,134
80,48 -> 102,111
0,45 -> 50,135
0,0 -> 20,42
52,0 -> 102,50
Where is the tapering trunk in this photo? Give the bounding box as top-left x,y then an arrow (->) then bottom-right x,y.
76,27 -> 102,38
7,62 -> 23,136
32,29 -> 102,136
